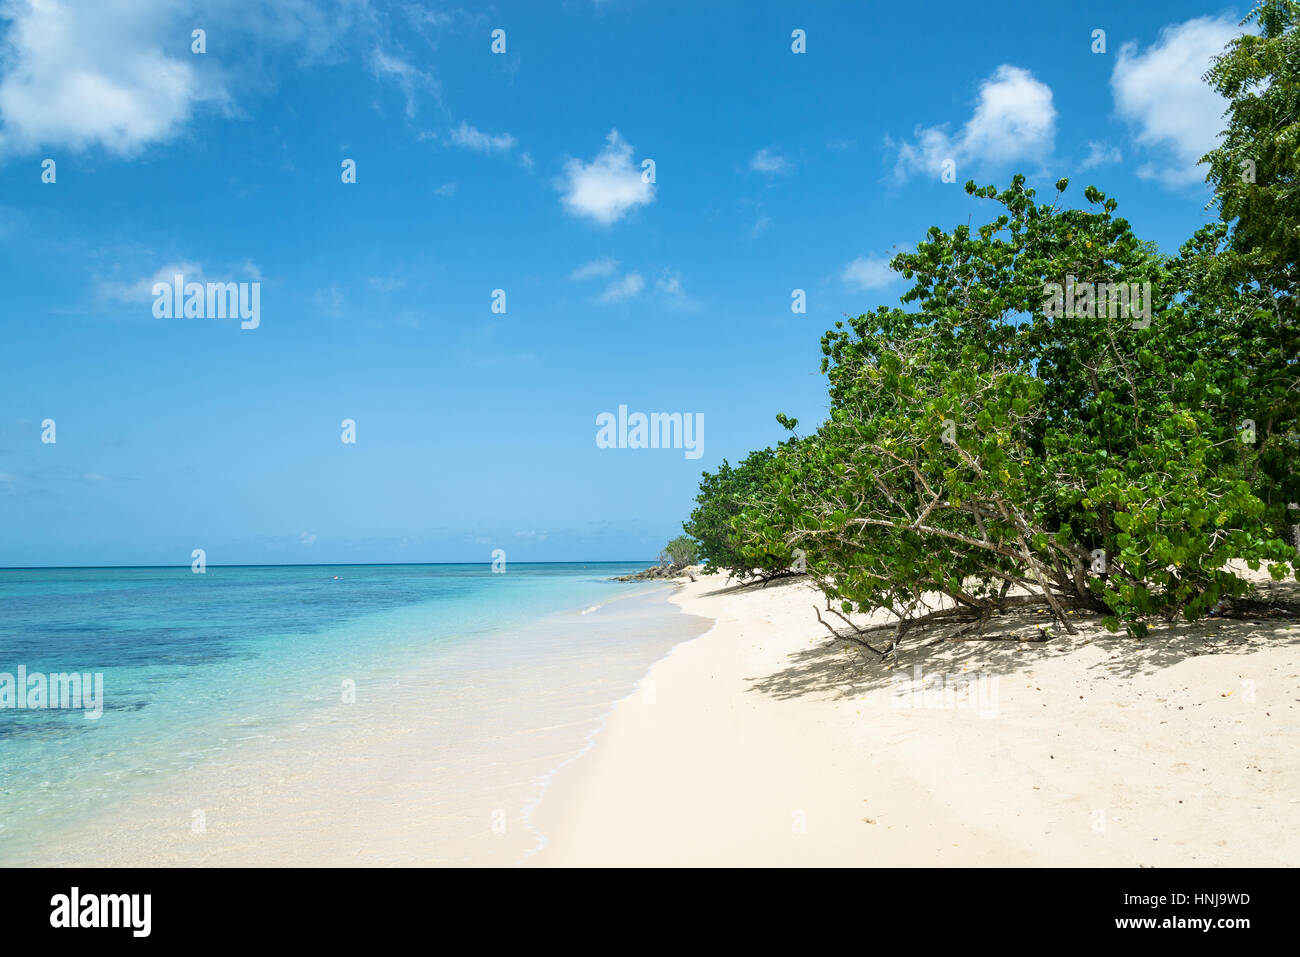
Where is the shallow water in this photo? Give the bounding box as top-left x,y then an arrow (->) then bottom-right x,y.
0,563 -> 708,865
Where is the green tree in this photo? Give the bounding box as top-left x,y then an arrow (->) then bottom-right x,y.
1202,0 -> 1300,326
1201,0 -> 1300,547
686,11 -> 1300,652
659,535 -> 698,567
683,444 -> 799,582
725,177 -> 1297,650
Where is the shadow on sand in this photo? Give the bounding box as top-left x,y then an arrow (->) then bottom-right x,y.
747,575 -> 1300,702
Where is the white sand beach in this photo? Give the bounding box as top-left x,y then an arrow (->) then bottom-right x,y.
26,570 -> 1297,868
529,571 -> 1300,866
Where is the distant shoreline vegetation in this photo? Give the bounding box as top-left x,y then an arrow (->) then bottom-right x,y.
680,2 -> 1300,654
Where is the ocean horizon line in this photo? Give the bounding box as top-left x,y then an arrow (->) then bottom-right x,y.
0,560 -> 657,572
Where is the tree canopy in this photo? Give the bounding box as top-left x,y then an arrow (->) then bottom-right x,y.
682,2 -> 1300,651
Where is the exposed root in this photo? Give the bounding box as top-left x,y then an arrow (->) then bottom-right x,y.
814,593 -> 1104,656
813,605 -> 893,657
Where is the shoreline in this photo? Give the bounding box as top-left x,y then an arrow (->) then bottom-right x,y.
6,579 -> 707,867
514,584 -> 717,865
11,568 -> 1296,867
527,572 -> 1300,866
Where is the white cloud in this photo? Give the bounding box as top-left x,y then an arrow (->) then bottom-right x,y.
842,255 -> 899,292
0,0 -> 220,156
891,65 -> 1056,180
367,273 -> 406,292
96,259 -> 261,304
656,269 -> 685,298
368,48 -> 439,119
558,129 -> 654,225
448,120 -> 516,153
98,260 -> 204,303
571,257 -> 619,280
654,268 -> 698,309
222,0 -> 363,62
299,531 -> 317,545
434,181 -> 458,196
1111,16 -> 1242,187
597,272 -> 644,303
312,283 -> 344,315
0,1 -> 446,157
1079,141 -> 1123,171
750,148 -> 791,174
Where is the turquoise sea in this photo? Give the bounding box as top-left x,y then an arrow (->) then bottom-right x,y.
0,563 -> 706,865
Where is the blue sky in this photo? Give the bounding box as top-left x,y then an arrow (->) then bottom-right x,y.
0,0 -> 1251,566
